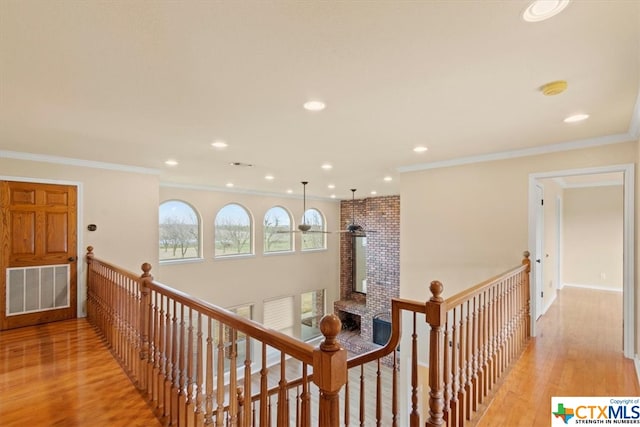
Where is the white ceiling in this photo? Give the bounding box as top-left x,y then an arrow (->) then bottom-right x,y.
1,1 -> 639,199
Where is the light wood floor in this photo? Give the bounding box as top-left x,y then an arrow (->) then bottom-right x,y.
0,319 -> 161,427
476,286 -> 640,427
0,287 -> 637,427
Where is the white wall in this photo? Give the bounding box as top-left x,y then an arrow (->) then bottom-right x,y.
156,185 -> 341,334
399,141 -> 636,300
563,186 -> 623,291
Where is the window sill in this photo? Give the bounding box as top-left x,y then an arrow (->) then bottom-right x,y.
159,257 -> 205,266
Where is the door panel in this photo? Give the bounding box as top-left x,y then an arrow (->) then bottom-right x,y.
1,181 -> 77,330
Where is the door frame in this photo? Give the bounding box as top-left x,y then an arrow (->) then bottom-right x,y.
0,176 -> 85,318
528,164 -> 634,358
534,183 -> 544,319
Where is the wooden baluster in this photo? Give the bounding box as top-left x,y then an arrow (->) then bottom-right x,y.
410,312 -> 419,427
312,314 -> 347,427
359,365 -> 365,427
426,281 -> 446,427
277,352 -> 289,426
459,301 -> 469,424
301,363 -> 310,427
376,359 -> 382,427
259,343 -> 268,426
392,349 -> 398,427
205,317 -> 214,425
467,296 -> 480,419
236,387 -> 244,427
140,263 -> 152,394
163,296 -> 172,418
260,343 -> 270,427
446,310 -> 455,427
186,308 -> 195,427
153,291 -> 162,410
243,335 -> 252,427
229,329 -> 238,426
171,300 -> 180,426
523,251 -> 531,339
450,306 -> 464,426
195,313 -> 205,427
344,373 -> 350,426
216,322 -> 225,427
178,304 -> 187,427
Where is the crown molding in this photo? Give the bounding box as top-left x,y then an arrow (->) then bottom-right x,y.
0,150 -> 160,175
397,132 -> 634,173
160,182 -> 339,202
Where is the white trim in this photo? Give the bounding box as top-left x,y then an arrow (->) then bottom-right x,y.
398,133 -> 632,173
542,290 -> 557,316
563,283 -> 623,293
161,181 -> 340,202
528,163 -> 635,358
629,88 -> 640,138
0,150 -> 160,176
635,355 -> 640,388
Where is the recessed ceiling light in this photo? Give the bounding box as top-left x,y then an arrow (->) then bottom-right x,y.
265,175 -> 275,180
225,182 -> 234,188
370,191 -> 377,195
330,194 -> 336,199
383,176 -> 393,182
165,159 -> 178,166
523,0 -> 570,23
328,184 -> 335,189
321,163 -> 333,170
564,113 -> 589,123
211,140 -> 228,149
286,189 -> 293,194
303,100 -> 326,111
413,146 -> 428,153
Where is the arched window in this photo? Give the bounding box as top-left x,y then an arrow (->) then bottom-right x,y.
159,200 -> 201,261
215,203 -> 253,257
301,208 -> 326,251
263,206 -> 293,253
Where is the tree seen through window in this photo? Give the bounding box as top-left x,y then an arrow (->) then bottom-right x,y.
159,200 -> 200,261
215,203 -> 253,256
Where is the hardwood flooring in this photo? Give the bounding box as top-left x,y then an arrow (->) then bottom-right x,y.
0,319 -> 161,427
476,286 -> 639,427
0,287 -> 637,427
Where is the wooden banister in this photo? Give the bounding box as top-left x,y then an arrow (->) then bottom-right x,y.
86,247 -> 530,426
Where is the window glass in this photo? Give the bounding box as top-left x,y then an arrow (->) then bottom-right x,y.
301,208 -> 326,250
264,206 -> 293,253
159,200 -> 200,261
215,203 -> 253,256
301,289 -> 325,341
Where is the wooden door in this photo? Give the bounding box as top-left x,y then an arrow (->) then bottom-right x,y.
0,181 -> 77,330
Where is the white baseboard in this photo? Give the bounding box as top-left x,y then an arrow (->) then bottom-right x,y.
563,283 -> 623,293
542,291 -> 557,315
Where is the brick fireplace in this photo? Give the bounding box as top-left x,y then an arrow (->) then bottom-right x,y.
334,195 -> 400,354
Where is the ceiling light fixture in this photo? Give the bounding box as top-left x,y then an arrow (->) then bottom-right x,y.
413,146 -> 428,153
523,0 -> 570,22
370,191 -> 377,195
328,184 -> 335,189
225,182 -> 234,188
564,113 -> 589,123
286,189 -> 293,194
265,175 -> 275,180
321,163 -> 333,170
383,176 -> 393,182
330,194 -> 336,199
211,141 -> 228,149
165,159 -> 178,166
303,100 -> 326,111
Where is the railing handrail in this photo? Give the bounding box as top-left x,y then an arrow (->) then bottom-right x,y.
88,253 -> 315,364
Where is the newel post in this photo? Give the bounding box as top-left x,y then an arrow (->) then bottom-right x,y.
85,246 -> 94,320
522,250 -> 531,338
313,313 -> 347,426
139,262 -> 153,391
425,280 -> 446,427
